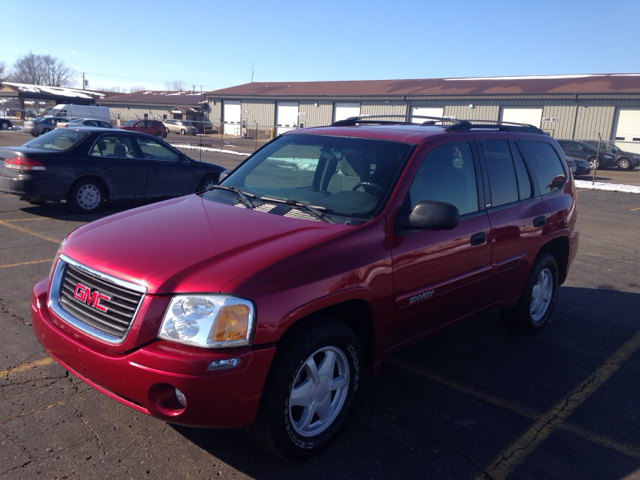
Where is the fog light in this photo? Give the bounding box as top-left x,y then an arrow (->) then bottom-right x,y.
207,358 -> 241,372
174,388 -> 187,407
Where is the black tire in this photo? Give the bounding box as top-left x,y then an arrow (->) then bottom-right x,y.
588,157 -> 600,170
197,173 -> 219,192
501,253 -> 559,334
251,318 -> 362,460
617,158 -> 632,170
180,129 -> 186,135
155,132 -> 163,138
41,128 -> 51,135
67,179 -> 105,214
0,120 -> 9,130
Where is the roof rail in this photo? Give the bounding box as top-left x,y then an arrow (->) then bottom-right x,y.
330,115 -> 545,134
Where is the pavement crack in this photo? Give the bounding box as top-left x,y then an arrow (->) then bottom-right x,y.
0,297 -> 30,326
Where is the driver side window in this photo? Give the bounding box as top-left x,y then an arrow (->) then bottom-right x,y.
407,142 -> 479,216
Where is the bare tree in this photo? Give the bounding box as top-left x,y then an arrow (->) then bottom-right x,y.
164,79 -> 187,91
128,85 -> 147,93
8,52 -> 76,87
0,61 -> 6,82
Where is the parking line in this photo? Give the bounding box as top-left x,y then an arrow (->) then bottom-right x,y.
0,219 -> 62,243
480,328 -> 640,479
631,206 -> 640,211
387,357 -> 640,462
0,258 -> 52,269
0,357 -> 54,378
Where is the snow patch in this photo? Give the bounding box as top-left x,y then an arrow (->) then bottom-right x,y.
575,180 -> 640,195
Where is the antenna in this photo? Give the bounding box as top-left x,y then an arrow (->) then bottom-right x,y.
251,63 -> 254,83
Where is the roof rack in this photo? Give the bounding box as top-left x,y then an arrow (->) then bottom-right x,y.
330,115 -> 545,134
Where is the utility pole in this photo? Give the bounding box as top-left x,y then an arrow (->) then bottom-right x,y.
82,72 -> 85,90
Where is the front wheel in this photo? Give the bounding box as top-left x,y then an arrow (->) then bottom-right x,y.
501,253 -> 559,334
155,132 -> 163,138
41,128 -> 51,135
197,173 -> 219,192
617,158 -> 632,170
251,319 -> 362,460
0,120 -> 9,130
68,179 -> 105,214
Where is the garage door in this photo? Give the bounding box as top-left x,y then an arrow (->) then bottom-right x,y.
614,109 -> 640,142
276,103 -> 299,135
223,101 -> 241,135
501,108 -> 542,127
411,107 -> 444,123
334,103 -> 361,122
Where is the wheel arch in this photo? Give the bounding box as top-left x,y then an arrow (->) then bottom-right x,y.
66,175 -> 110,200
537,236 -> 569,284
276,299 -> 376,378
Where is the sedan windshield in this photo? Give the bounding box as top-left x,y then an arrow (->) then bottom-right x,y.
206,133 -> 414,224
22,129 -> 89,151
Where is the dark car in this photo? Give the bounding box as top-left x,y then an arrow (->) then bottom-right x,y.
566,156 -> 591,176
583,141 -> 640,170
23,117 -> 72,136
556,139 -> 616,169
117,119 -> 167,138
0,127 -> 224,213
31,116 -> 579,459
0,118 -> 13,130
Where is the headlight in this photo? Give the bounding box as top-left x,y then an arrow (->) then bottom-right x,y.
158,295 -> 254,348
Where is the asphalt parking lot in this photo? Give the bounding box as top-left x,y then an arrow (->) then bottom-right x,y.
1,128 -> 640,479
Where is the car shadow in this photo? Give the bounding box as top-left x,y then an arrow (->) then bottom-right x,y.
169,286 -> 640,479
19,198 -> 171,222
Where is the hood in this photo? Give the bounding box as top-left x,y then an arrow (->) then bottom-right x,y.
63,195 -> 349,295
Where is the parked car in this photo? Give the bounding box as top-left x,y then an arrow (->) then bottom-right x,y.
566,156 -> 591,176
23,117 -> 72,136
556,139 -> 616,169
583,141 -> 640,170
0,127 -> 224,213
56,118 -> 114,129
117,119 -> 167,138
0,118 -> 12,130
164,119 -> 197,135
30,117 -> 579,459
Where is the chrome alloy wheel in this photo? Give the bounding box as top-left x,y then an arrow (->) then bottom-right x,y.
76,184 -> 102,210
530,267 -> 553,322
288,346 -> 350,437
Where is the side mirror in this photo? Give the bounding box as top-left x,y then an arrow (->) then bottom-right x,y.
399,200 -> 460,231
218,170 -> 231,182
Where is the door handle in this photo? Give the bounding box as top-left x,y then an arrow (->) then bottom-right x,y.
470,232 -> 486,246
533,216 -> 547,227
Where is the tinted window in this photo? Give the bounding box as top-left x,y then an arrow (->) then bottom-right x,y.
408,142 -> 478,216
510,141 -> 532,200
90,134 -> 139,158
481,140 -> 518,207
520,141 -> 566,195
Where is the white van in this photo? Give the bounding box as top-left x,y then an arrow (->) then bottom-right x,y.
45,104 -> 111,123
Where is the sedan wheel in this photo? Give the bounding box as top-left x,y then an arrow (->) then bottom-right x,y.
617,158 -> 632,170
0,121 -> 9,130
41,128 -> 51,134
68,180 -> 105,214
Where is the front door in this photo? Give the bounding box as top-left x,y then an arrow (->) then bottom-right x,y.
389,140 -> 492,348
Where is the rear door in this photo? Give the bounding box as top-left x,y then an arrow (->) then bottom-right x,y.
89,133 -> 147,198
389,139 -> 492,347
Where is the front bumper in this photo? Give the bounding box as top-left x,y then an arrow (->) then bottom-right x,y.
31,279 -> 276,428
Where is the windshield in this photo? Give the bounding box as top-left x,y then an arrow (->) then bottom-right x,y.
123,120 -> 137,126
205,133 -> 414,224
47,108 -> 67,117
22,129 -> 89,151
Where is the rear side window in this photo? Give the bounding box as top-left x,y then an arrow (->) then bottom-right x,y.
520,141 -> 566,195
481,140 -> 519,207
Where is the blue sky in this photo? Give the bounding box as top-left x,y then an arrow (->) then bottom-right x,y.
2,0 -> 639,92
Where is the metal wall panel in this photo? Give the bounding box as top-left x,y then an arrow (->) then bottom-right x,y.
574,106 -> 615,140
239,100 -> 275,129
540,105 -> 576,138
360,102 -> 407,118
299,102 -> 333,127
445,105 -> 500,121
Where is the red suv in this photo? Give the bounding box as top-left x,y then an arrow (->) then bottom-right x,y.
31,117 -> 579,459
117,119 -> 167,138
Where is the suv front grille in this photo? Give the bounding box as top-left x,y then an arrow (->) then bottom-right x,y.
50,255 -> 147,344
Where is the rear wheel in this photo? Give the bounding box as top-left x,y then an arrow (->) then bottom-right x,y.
251,318 -> 362,460
617,158 -> 632,170
501,253 -> 559,334
180,129 -> 186,135
588,157 -> 600,169
68,179 -> 105,214
155,132 -> 163,138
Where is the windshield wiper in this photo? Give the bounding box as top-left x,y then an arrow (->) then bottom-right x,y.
208,185 -> 256,209
260,196 -> 334,224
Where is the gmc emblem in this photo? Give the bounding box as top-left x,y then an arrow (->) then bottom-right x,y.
73,283 -> 111,313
